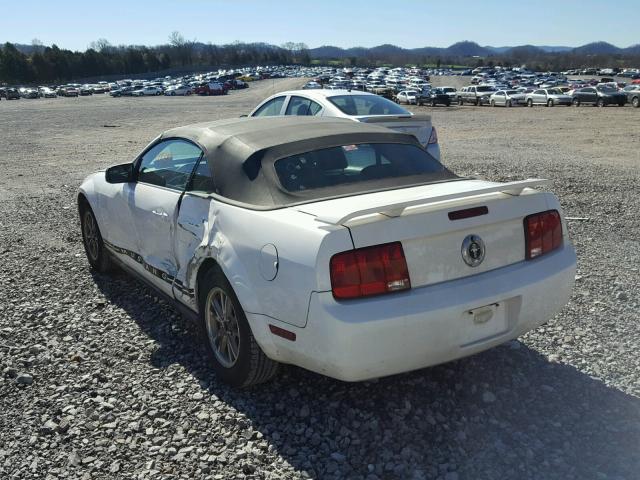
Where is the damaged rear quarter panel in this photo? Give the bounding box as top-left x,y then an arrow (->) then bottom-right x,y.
174,194 -> 352,328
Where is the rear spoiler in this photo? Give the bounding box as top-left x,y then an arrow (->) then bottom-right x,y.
315,178 -> 549,225
358,114 -> 431,124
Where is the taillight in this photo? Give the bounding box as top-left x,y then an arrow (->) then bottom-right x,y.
524,210 -> 563,260
330,242 -> 411,300
428,126 -> 438,144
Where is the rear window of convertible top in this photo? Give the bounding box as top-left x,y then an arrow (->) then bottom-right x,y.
274,143 -> 456,192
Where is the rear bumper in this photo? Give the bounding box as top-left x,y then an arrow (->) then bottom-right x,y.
250,244 -> 576,381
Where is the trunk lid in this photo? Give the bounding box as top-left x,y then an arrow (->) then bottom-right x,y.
356,114 -> 432,146
296,179 -> 551,288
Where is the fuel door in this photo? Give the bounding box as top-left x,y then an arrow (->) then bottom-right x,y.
259,244 -> 279,281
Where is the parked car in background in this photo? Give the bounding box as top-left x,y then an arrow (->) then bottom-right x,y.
395,90 -> 419,105
194,82 -> 227,96
78,116 -> 576,387
571,85 -> 627,107
525,88 -> 573,107
57,86 -> 79,97
38,87 -> 57,98
110,86 -> 135,97
489,89 -> 526,107
21,88 -> 39,99
440,86 -> 458,103
622,85 -> 640,108
417,88 -> 451,106
132,86 -> 163,96
230,79 -> 248,89
165,84 -> 192,96
249,89 -> 441,161
457,85 -> 495,105
79,86 -> 93,96
5,87 -> 21,99
302,81 -> 322,90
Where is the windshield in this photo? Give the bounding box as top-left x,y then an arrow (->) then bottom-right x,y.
327,95 -> 409,116
506,90 -> 519,95
476,86 -> 494,92
274,143 -> 455,192
547,89 -> 562,94
597,85 -> 617,92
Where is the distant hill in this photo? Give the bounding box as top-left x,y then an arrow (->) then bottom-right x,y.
623,44 -> 640,54
488,45 -> 572,54
10,43 -> 41,55
445,41 -> 490,57
309,40 -> 638,59
572,41 -> 622,55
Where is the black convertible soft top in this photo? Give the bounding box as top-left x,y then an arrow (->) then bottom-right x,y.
161,117 -> 453,209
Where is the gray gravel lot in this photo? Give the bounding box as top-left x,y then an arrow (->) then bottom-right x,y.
1,77 -> 639,480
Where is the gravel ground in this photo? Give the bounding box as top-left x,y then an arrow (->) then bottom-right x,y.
1,77 -> 639,480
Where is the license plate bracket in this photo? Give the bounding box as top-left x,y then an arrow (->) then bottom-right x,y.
460,302 -> 508,346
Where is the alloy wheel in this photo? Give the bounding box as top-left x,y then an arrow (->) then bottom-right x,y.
83,211 -> 99,261
205,287 -> 241,368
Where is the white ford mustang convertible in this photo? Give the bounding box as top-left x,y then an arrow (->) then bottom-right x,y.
78,117 -> 576,387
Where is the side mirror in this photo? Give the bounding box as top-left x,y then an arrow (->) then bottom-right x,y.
105,163 -> 134,184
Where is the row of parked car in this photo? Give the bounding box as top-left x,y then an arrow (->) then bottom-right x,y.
0,65 -> 324,102
383,82 -> 640,109
457,83 -> 639,108
0,79 -> 249,100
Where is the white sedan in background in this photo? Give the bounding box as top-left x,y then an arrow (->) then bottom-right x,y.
489,89 -> 526,107
395,90 -> 419,105
249,89 -> 441,161
132,86 -> 163,96
165,84 -> 192,96
78,116 -> 575,387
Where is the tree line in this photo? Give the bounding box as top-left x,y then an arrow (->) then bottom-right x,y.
0,36 -> 311,84
1,36 -> 638,84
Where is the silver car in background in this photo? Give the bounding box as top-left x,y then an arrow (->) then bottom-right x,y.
249,89 -> 441,161
489,89 -> 526,107
525,88 -> 573,107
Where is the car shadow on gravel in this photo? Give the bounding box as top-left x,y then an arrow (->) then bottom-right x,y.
93,270 -> 640,480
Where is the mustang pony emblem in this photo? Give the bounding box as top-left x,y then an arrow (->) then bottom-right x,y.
461,234 -> 485,267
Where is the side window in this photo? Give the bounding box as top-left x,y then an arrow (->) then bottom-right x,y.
285,96 -> 323,116
252,96 -> 285,117
308,100 -> 322,115
534,90 -> 544,95
137,139 -> 202,191
187,158 -> 215,193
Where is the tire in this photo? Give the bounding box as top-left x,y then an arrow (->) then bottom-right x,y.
458,98 -> 463,106
490,99 -> 495,107
506,100 -> 512,107
171,91 -> 175,96
597,98 -> 605,107
633,97 -> 639,108
527,98 -> 533,107
445,100 -> 451,107
573,98 -> 581,107
79,203 -> 112,273
547,99 -> 554,107
475,98 -> 481,106
199,267 -> 278,387
431,100 -> 437,107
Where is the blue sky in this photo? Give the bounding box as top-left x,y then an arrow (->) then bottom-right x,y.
0,0 -> 636,51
